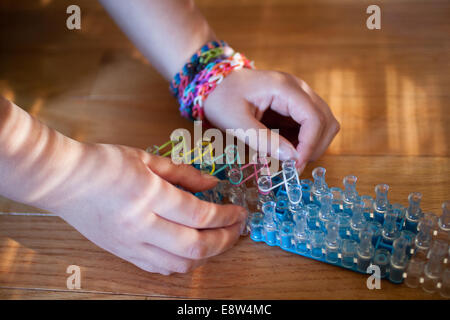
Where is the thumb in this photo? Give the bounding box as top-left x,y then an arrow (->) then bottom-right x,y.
145,154 -> 219,193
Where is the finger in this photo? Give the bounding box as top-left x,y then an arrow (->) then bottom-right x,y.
270,87 -> 325,169
146,154 -> 219,193
295,78 -> 334,119
295,114 -> 324,169
146,173 -> 247,228
134,243 -> 206,274
116,144 -> 220,192
138,214 -> 243,260
115,144 -> 153,163
222,100 -> 300,162
308,115 -> 340,161
293,78 -> 340,160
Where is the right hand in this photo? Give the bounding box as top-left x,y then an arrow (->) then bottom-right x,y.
45,143 -> 248,275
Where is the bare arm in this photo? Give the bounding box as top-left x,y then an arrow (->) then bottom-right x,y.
0,96 -> 245,275
100,0 -> 340,172
0,97 -> 84,210
99,0 -> 217,80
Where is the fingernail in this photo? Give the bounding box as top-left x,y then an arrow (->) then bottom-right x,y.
240,208 -> 249,220
202,172 -> 219,182
239,208 -> 249,234
277,143 -> 300,162
296,162 -> 306,175
240,219 -> 248,235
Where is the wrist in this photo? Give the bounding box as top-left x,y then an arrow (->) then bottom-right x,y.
167,28 -> 218,80
0,98 -> 86,211
25,137 -> 87,213
170,41 -> 255,122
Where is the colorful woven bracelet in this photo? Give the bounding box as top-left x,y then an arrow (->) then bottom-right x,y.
170,40 -> 255,121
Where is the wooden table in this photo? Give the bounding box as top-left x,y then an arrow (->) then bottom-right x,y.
0,0 -> 448,299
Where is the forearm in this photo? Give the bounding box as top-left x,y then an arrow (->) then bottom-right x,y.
0,97 -> 84,210
100,0 -> 217,80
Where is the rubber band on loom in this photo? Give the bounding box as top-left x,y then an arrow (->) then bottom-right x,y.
170,40 -> 255,121
146,138 -> 272,188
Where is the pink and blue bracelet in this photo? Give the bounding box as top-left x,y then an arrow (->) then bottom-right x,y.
170,40 -> 255,121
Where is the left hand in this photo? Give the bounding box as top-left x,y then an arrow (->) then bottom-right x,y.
203,69 -> 340,172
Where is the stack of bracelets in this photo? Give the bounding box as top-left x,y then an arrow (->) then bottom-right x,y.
170,40 -> 255,122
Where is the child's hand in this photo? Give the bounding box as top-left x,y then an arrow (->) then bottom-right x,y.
204,69 -> 340,171
48,143 -> 247,275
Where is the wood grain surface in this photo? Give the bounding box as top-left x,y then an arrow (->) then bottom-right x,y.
0,0 -> 449,299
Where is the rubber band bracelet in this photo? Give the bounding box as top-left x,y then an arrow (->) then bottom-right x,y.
170,40 -> 255,121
